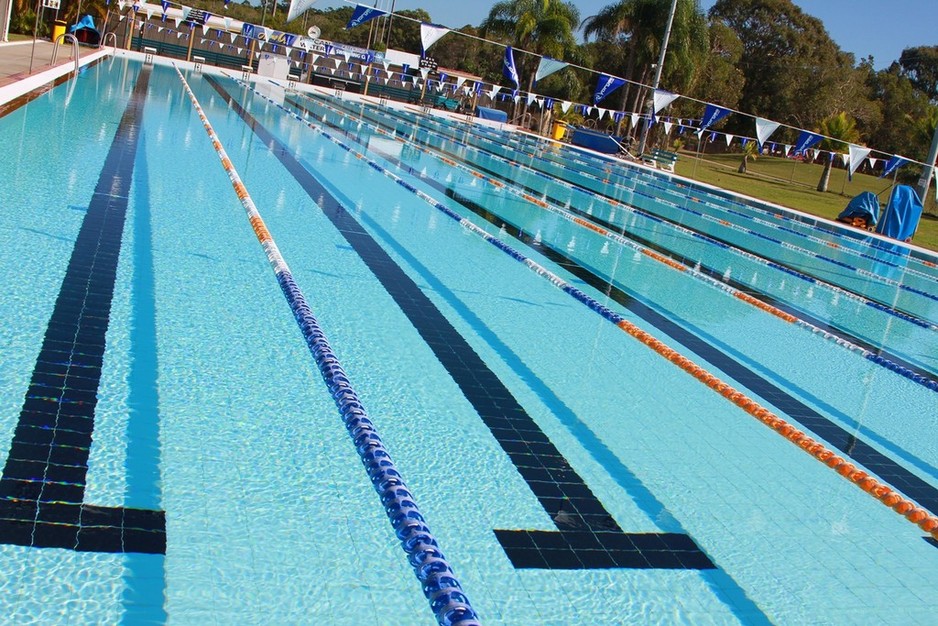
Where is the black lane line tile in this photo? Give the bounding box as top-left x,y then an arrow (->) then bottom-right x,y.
317,96 -> 938,384
0,66 -> 165,555
335,99 -> 935,331
294,96 -> 938,520
209,76 -> 713,570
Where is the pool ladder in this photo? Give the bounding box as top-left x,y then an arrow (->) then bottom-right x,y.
51,33 -> 79,76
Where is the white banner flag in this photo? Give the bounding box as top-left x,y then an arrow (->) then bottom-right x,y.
455,76 -> 467,90
287,0 -> 319,23
420,23 -> 450,52
755,117 -> 781,148
653,89 -> 679,114
560,100 -> 572,113
848,145 -> 872,176
535,56 -> 568,83
663,122 -> 673,135
724,134 -> 734,147
630,113 -> 639,128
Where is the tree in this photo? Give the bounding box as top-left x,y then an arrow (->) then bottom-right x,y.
737,138 -> 757,173
582,0 -> 708,134
815,112 -> 859,192
898,46 -> 938,102
480,0 -> 580,94
709,0 -> 857,131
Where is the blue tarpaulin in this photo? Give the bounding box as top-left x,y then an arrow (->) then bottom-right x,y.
837,191 -> 880,227
570,128 -> 622,154
876,185 -> 923,241
68,15 -> 95,32
69,15 -> 100,45
476,106 -> 507,123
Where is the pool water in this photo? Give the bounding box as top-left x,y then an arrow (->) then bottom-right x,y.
0,56 -> 936,624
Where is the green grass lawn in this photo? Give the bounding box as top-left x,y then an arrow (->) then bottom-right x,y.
672,151 -> 938,253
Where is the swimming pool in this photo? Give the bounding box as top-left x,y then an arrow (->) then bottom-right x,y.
0,55 -> 936,624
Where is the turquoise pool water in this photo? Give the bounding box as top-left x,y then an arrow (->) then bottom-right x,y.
0,56 -> 936,624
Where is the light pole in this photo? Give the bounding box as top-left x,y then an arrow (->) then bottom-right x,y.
384,0 -> 395,48
637,0 -> 678,156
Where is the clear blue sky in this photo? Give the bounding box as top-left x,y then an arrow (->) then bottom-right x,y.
310,0 -> 937,70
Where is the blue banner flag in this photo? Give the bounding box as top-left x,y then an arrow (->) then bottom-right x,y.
503,46 -> 520,88
699,103 -> 732,131
346,5 -> 387,30
161,0 -> 169,13
593,74 -> 625,105
793,130 -> 823,156
880,155 -> 907,178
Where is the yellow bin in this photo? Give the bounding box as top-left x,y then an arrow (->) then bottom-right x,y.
52,20 -> 67,42
551,121 -> 567,141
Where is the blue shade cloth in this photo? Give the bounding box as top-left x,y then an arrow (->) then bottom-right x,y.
593,74 -> 625,105
699,104 -> 731,131
346,5 -> 386,29
838,191 -> 880,227
876,185 -> 923,241
476,106 -> 507,123
880,155 -> 908,178
793,130 -> 823,156
503,46 -> 520,88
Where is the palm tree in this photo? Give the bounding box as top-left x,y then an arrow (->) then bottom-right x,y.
582,0 -> 708,135
480,0 -> 580,119
816,112 -> 860,193
737,139 -> 757,174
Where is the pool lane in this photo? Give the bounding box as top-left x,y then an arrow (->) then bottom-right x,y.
296,92 -> 938,389
0,65 -> 165,554
268,87 -> 938,524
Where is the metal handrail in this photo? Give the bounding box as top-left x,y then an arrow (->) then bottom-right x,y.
101,32 -> 117,55
52,33 -> 80,76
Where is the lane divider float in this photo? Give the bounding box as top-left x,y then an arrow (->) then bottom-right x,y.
292,89 -> 938,393
243,78 -> 938,540
321,96 -> 938,327
173,66 -> 480,626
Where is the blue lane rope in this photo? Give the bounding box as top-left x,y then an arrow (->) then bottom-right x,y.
173,66 -> 480,626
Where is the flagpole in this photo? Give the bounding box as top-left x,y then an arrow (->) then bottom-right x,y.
637,0 -> 678,156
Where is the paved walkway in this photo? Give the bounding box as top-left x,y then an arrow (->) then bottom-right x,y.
0,39 -> 97,88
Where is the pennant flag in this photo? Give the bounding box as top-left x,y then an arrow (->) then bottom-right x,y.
754,117 -> 781,151
560,100 -> 572,113
288,0 -> 322,23
792,130 -> 823,156
653,89 -> 679,115
724,134 -> 734,147
593,73 -> 625,106
699,103 -> 732,131
145,7 -> 153,19
419,68 -> 429,80
489,85 -> 502,100
503,46 -> 520,88
630,113 -> 639,128
848,145 -> 872,176
783,144 -> 792,156
174,17 -> 181,27
224,0 -> 229,7
345,4 -> 386,29
535,56 -> 568,83
880,155 -> 907,178
420,23 -> 449,52
662,122 -> 672,135
869,157 -> 878,170
230,32 -> 237,43
455,76 -> 467,91
526,92 -> 537,107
